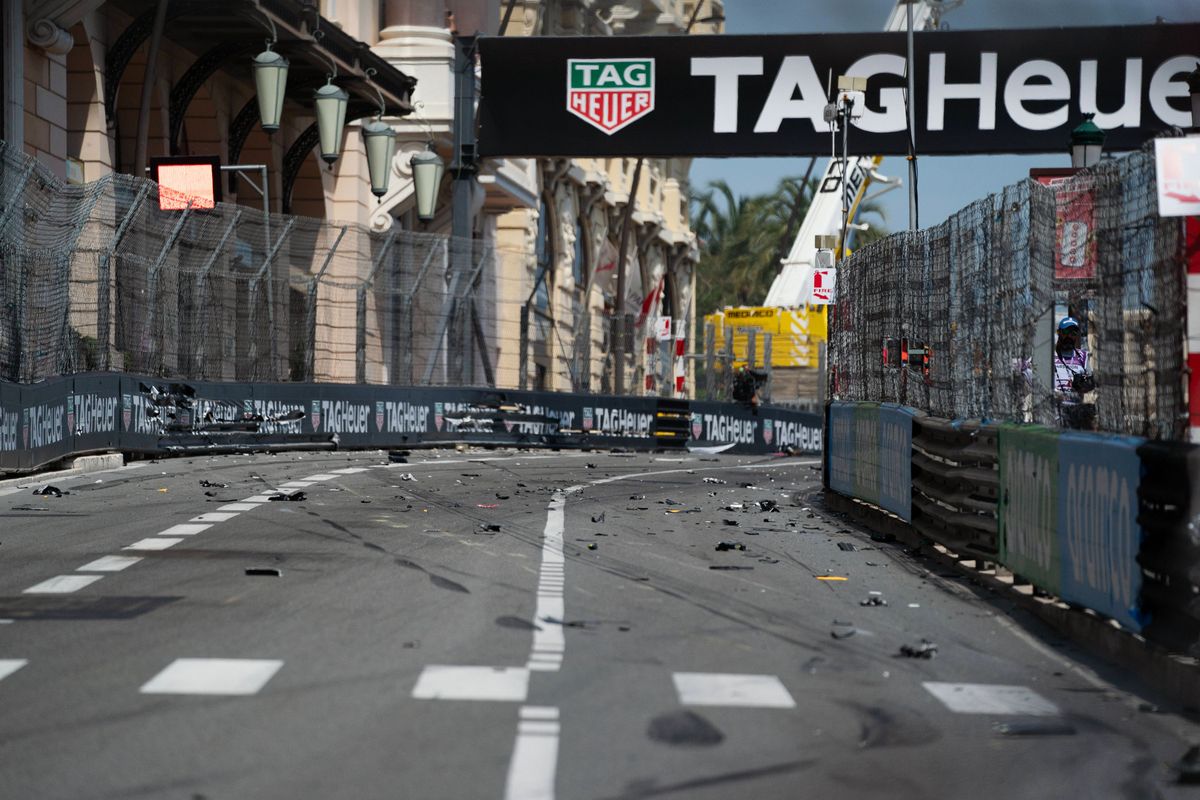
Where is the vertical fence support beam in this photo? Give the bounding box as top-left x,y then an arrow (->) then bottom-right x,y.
471,299 -> 495,387
723,331 -> 734,400
192,209 -> 242,378
97,182 -> 150,370
356,229 -> 398,384
763,332 -> 773,403
400,238 -> 443,385
247,217 -> 296,381
704,321 -> 715,400
747,328 -> 757,373
306,225 -> 346,382
518,303 -> 529,390
142,204 -> 192,374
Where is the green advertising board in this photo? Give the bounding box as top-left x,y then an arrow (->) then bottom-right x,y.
998,424 -> 1061,592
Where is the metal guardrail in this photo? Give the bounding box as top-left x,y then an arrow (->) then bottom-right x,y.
826,399 -> 1200,657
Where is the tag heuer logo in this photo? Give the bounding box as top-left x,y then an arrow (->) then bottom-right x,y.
567,58 -> 655,134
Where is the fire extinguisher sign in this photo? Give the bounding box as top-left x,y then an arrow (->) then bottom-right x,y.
811,268 -> 836,305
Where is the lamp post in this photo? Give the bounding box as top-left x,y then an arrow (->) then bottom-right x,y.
1069,114 -> 1105,169
252,43 -> 289,133
1187,62 -> 1200,131
410,145 -> 445,221
313,78 -> 349,165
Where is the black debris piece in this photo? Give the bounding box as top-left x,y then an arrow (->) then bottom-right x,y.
32,486 -> 67,497
860,595 -> 888,607
898,640 -> 938,659
587,543 -> 598,551
204,491 -> 217,497
630,494 -> 645,500
1173,745 -> 1200,783
461,473 -> 480,477
709,565 -> 754,571
388,450 -> 411,463
870,532 -> 896,543
269,491 -> 306,502
592,512 -> 606,524
993,720 -> 1078,737
398,473 -> 418,482
714,540 -> 746,552
722,519 -> 740,527
245,568 -> 282,577
702,477 -> 727,485
830,622 -> 857,640
585,463 -> 597,469
758,556 -> 780,564
837,542 -> 858,552
478,523 -> 501,533
757,499 -> 779,513
496,493 -> 510,500
199,480 -> 229,488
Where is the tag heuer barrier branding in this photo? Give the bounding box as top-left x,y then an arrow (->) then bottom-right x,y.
567,58 -> 655,134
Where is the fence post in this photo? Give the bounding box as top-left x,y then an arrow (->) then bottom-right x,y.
763,332 -> 773,403
401,238 -> 443,385
519,303 -> 529,390
192,209 -> 242,379
356,229 -> 397,384
247,217 -> 296,381
98,182 -> 150,370
306,225 -> 346,382
704,321 -> 715,400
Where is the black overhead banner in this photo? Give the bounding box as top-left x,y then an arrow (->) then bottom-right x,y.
477,24 -> 1199,157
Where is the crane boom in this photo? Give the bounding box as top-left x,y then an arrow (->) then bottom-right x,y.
763,0 -> 934,308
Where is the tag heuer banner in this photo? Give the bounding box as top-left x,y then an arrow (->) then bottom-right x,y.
477,24 -> 1199,157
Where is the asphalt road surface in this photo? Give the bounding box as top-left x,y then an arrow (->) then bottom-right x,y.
0,448 -> 1196,799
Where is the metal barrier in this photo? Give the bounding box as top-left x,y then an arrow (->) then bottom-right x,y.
826,400 -> 1200,656
0,374 -> 824,474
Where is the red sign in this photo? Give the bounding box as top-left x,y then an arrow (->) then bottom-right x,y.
1032,169 -> 1096,280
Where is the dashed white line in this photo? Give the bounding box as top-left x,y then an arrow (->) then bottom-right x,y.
505,706 -> 560,800
0,659 -> 28,682
302,474 -> 338,481
124,537 -> 183,551
922,682 -> 1060,716
189,512 -> 239,523
23,575 -> 104,594
276,482 -> 317,489
158,523 -> 213,537
412,665 -> 530,702
140,658 -> 284,696
217,503 -> 260,512
77,555 -> 142,572
673,672 -> 797,709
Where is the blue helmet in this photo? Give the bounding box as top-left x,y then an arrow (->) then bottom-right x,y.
1058,316 -> 1080,332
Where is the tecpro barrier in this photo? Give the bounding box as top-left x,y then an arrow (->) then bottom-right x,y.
826,400 -> 1200,651
0,374 -> 822,474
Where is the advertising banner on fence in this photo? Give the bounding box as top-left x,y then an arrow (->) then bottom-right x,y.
1057,432 -> 1145,630
878,404 -> 913,521
478,24 -> 1200,157
826,402 -> 910,521
998,425 -> 1061,593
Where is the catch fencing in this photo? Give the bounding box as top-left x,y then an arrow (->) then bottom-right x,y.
831,134 -> 1189,440
0,140 -> 657,394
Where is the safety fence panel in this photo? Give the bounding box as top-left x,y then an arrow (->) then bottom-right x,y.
824,401 -> 911,521
0,374 -> 825,475
997,425 -> 1063,594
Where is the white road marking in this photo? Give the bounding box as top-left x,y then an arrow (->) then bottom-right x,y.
672,672 -> 797,709
189,512 -> 239,523
302,474 -> 338,481
412,665 -> 529,702
505,706 -> 560,800
329,467 -> 370,475
158,523 -> 213,537
241,495 -> 275,503
276,481 -> 317,489
78,555 -> 142,572
141,658 -> 283,696
217,503 -> 260,512
922,682 -> 1060,716
0,659 -> 28,682
124,537 -> 183,551
22,575 -> 104,594
529,494 -> 566,671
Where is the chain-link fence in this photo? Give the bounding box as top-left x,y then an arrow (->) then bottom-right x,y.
0,139 -> 514,387
832,133 -> 1188,440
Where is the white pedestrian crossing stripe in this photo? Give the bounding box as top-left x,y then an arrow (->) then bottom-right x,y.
922,682 -> 1059,716
140,658 -> 283,695
412,665 -> 530,702
189,512 -> 239,523
78,555 -> 142,572
124,537 -> 182,551
672,672 -> 796,709
158,523 -> 212,537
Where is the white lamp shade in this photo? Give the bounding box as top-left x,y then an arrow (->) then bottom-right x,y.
362,119 -> 396,198
314,82 -> 349,164
1071,143 -> 1103,169
410,149 -> 444,221
253,49 -> 289,132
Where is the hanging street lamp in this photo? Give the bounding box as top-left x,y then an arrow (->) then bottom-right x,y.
361,69 -> 395,199
314,78 -> 349,165
252,42 -> 289,133
1069,114 -> 1105,169
410,145 -> 445,221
